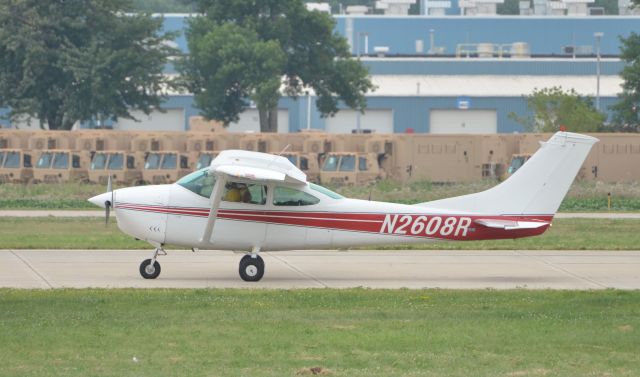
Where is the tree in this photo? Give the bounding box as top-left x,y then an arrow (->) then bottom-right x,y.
179,0 -> 375,132
612,32 -> 640,131
0,0 -> 176,130
509,87 -> 605,132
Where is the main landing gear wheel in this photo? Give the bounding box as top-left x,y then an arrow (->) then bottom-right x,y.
239,254 -> 264,282
139,259 -> 161,279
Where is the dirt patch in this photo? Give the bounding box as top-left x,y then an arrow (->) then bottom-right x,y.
296,366 -> 333,375
506,368 -> 551,377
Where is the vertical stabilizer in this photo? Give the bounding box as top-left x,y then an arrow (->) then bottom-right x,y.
419,132 -> 598,215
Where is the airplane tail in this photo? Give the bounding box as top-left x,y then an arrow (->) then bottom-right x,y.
419,132 -> 598,216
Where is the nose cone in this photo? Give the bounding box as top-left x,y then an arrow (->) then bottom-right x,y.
88,192 -> 112,209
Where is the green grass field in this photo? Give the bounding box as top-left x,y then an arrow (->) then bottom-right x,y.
1,217 -> 639,250
1,180 -> 640,211
0,289 -> 638,377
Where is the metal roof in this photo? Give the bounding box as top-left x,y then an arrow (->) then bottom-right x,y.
369,75 -> 622,97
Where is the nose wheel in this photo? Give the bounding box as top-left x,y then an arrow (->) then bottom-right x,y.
139,247 -> 165,279
239,254 -> 264,282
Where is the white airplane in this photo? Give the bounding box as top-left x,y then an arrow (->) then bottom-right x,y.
89,131 -> 597,282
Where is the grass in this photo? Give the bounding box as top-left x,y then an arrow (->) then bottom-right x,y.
1,217 -> 639,250
0,289 -> 638,377
1,180 -> 640,211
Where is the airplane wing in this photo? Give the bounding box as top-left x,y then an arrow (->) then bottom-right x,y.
473,219 -> 549,230
199,149 -> 308,245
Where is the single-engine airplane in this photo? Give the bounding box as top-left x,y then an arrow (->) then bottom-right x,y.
89,131 -> 597,282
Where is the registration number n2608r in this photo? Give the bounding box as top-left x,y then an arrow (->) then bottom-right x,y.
379,214 -> 472,237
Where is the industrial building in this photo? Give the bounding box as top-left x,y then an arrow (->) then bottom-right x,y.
1,10 -> 638,134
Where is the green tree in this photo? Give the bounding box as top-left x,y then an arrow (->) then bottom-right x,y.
612,32 -> 640,130
179,0 -> 375,132
0,0 -> 176,130
510,87 -> 605,132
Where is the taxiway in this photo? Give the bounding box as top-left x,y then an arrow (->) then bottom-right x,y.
1,249 -> 638,289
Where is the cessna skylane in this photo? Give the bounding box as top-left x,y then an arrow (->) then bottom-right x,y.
89,132 -> 597,282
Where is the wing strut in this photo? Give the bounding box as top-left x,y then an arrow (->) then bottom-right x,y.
199,174 -> 227,245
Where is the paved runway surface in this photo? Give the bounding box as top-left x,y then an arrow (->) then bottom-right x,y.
1,249 -> 639,289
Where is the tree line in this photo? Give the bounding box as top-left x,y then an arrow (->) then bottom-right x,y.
0,0 -> 638,132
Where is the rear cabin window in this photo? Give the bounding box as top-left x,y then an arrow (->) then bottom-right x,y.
273,187 -> 320,206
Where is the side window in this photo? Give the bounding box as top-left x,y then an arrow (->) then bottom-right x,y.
273,186 -> 320,206
23,154 -> 32,168
359,156 -> 368,171
127,156 -> 135,169
223,182 -> 267,205
180,155 -> 189,169
72,155 -> 81,169
300,157 -> 309,171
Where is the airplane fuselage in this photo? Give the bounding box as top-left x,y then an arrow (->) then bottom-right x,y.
111,183 -> 551,252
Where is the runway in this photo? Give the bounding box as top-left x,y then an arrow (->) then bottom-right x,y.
1,249 -> 639,290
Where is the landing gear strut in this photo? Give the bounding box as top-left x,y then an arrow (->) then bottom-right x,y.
140,247 -> 165,279
239,254 -> 264,282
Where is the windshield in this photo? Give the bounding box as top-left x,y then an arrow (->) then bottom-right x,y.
161,153 -> 177,169
36,152 -> 53,169
508,156 -> 527,174
322,155 -> 339,171
309,183 -> 344,199
145,153 -> 161,169
52,152 -> 69,169
196,154 -> 214,170
339,155 -> 356,172
91,153 -> 107,170
108,153 -> 124,170
177,168 -> 216,198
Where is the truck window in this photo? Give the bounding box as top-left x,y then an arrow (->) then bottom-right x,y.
91,153 -> 107,170
36,152 -> 53,169
145,153 -> 161,169
161,153 -> 177,169
322,155 -> 339,171
108,153 -> 124,170
339,155 -> 355,172
72,155 -> 81,169
300,157 -> 308,171
127,156 -> 135,169
23,154 -> 32,168
359,156 -> 368,171
53,153 -> 69,169
5,152 -> 20,168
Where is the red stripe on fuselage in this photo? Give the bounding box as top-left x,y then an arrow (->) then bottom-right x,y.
114,203 -> 552,241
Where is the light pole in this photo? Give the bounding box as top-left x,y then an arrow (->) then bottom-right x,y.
594,32 -> 604,112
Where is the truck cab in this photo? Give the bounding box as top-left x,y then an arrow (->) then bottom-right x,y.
319,152 -> 385,186
89,151 -> 144,185
142,151 -> 191,184
33,150 -> 90,183
0,149 -> 34,183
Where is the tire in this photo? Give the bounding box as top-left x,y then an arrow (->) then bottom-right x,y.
239,255 -> 264,282
139,259 -> 161,279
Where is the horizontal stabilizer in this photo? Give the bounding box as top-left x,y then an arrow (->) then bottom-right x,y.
474,219 -> 549,230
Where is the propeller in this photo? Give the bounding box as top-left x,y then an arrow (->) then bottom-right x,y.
105,175 -> 113,225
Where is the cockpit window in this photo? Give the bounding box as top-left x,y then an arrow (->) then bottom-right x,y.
222,181 -> 267,205
177,168 -> 216,198
273,186 -> 319,206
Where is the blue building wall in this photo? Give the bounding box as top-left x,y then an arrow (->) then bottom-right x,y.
335,16 -> 639,56
162,14 -> 639,57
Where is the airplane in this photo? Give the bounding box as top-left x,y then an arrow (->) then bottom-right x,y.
89,131 -> 597,282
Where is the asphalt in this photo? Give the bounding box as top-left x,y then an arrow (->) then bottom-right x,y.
2,210 -> 640,219
1,249 -> 639,290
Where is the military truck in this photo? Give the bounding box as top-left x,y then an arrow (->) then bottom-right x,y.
0,149 -> 34,183
142,151 -> 191,184
89,151 -> 144,185
33,150 -> 91,183
319,152 -> 385,186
